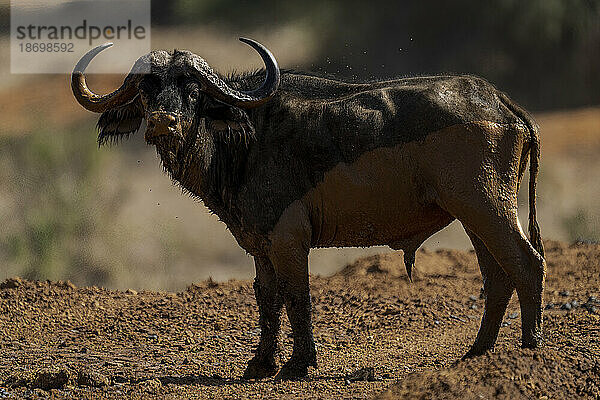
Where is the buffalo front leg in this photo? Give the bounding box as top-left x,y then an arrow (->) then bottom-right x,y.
272,253 -> 316,380
244,256 -> 283,380
269,201 -> 316,380
463,228 -> 515,358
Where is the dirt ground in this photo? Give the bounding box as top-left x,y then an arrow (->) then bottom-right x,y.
0,240 -> 598,399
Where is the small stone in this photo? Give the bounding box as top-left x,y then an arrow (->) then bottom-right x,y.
77,370 -> 109,387
31,368 -> 70,390
561,303 -> 572,310
583,303 -> 597,313
147,334 -> 158,340
346,367 -> 376,382
571,300 -> 579,308
112,375 -> 128,384
559,290 -> 571,297
588,296 -> 597,303
434,320 -> 441,325
469,295 -> 478,301
139,378 -> 161,393
469,304 -> 478,310
126,289 -> 138,295
545,303 -> 554,310
508,312 -> 519,319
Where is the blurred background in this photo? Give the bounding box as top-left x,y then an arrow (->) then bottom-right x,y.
0,0 -> 598,291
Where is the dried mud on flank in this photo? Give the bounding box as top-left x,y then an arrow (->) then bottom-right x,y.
0,241 -> 599,399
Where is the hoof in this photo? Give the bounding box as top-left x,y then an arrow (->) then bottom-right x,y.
461,346 -> 492,360
522,329 -> 544,349
273,361 -> 309,381
243,357 -> 278,380
522,336 -> 543,349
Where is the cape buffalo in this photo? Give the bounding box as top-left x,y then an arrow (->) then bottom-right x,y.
71,38 -> 546,380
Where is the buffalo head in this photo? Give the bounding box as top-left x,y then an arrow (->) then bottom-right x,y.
71,38 -> 280,152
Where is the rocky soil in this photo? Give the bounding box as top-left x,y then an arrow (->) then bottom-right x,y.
0,240 -> 598,399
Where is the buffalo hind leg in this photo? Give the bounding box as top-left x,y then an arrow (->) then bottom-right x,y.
430,122 -> 545,350
463,228 -> 515,358
473,220 -> 545,349
445,198 -> 546,350
244,256 -> 283,379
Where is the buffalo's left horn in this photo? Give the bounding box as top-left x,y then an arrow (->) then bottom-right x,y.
191,38 -> 280,109
71,43 -> 143,113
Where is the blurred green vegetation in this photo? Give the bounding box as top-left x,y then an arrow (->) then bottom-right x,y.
153,0 -> 600,110
0,3 -> 7,35
563,210 -> 600,243
0,123 -> 255,290
0,124 -> 126,285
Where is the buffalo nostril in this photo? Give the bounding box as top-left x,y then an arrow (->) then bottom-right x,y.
147,113 -> 178,139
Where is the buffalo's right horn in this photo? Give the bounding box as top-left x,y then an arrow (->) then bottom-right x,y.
190,38 -> 280,109
71,43 -> 144,113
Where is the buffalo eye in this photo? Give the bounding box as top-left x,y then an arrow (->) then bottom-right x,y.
138,82 -> 149,94
138,89 -> 149,106
137,85 -> 151,107
186,82 -> 200,101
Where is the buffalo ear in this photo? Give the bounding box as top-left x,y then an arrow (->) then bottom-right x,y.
205,103 -> 255,142
97,97 -> 144,146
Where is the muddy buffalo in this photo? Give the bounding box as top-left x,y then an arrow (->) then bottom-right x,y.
72,38 -> 546,380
